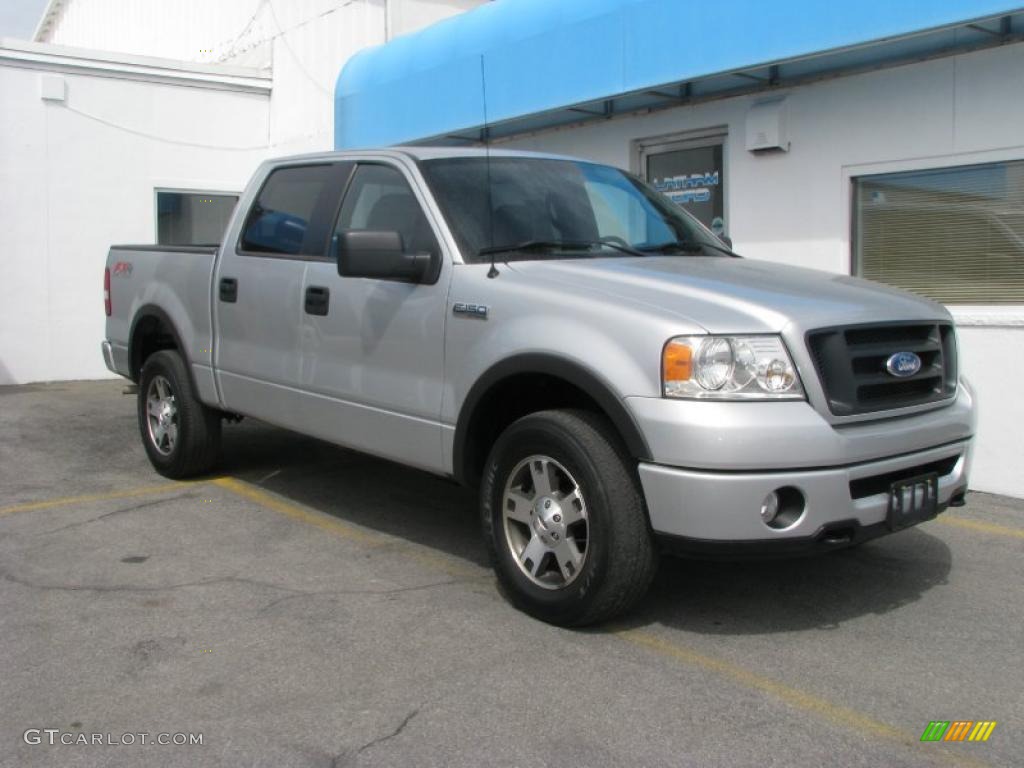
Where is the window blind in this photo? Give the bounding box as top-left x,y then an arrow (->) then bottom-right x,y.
854,160 -> 1024,304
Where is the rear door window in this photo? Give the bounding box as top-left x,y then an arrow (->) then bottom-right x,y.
240,165 -> 341,256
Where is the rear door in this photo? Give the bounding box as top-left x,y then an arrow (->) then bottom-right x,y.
298,160 -> 450,473
213,161 -> 353,427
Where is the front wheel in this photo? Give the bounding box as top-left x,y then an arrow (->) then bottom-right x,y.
137,350 -> 221,478
481,409 -> 657,626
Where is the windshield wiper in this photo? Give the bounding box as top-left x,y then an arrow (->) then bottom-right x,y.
639,239 -> 738,257
477,239 -> 646,258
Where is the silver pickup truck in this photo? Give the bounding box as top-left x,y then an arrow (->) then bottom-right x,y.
103,148 -> 975,625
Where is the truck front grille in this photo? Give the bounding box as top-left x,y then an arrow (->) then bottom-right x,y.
806,322 -> 957,416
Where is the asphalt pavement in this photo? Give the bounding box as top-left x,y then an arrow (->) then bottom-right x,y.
1,380 -> 1021,768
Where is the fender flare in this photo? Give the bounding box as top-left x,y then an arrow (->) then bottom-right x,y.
128,304 -> 196,393
452,353 -> 652,485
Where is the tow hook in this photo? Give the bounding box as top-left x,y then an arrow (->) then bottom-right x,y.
820,531 -> 854,546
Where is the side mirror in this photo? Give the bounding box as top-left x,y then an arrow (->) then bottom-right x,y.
336,230 -> 438,284
719,234 -> 733,249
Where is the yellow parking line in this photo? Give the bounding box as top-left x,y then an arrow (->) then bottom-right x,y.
2,472 -> 998,765
938,515 -> 1024,540
0,479 -> 210,517
212,477 -> 379,544
212,476 -> 989,766
212,477 -> 481,579
617,629 -> 990,768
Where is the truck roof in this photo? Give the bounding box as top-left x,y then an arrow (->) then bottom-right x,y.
266,146 -> 585,165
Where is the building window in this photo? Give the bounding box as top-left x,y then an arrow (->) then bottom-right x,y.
637,133 -> 727,237
854,160 -> 1024,304
156,191 -> 238,246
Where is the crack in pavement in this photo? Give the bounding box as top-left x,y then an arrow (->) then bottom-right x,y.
0,568 -> 472,615
32,494 -> 193,535
0,570 -> 307,597
257,579 -> 466,615
356,707 -> 421,756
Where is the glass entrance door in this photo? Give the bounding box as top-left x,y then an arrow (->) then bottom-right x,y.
638,133 -> 727,238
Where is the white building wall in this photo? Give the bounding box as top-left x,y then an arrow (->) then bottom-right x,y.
0,0 -> 493,386
37,0 -> 490,152
3,0 -> 492,386
37,0 -> 272,67
502,43 -> 1024,497
231,0 -> 487,152
0,52 -> 271,385
263,0 -> 386,154
387,0 -> 488,38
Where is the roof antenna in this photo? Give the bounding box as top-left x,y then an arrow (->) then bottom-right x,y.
481,54 -> 499,278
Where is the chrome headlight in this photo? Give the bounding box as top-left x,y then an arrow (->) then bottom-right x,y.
662,335 -> 805,400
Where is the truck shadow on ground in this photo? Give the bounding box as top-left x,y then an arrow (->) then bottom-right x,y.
220,419 -> 953,635
633,531 -> 951,634
220,419 -> 486,566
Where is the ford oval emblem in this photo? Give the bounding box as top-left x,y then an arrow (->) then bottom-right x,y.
886,351 -> 922,378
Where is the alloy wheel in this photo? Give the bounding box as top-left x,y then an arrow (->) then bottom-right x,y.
145,375 -> 179,456
502,455 -> 589,589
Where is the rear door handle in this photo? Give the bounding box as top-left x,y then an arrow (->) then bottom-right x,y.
219,277 -> 238,303
304,285 -> 330,316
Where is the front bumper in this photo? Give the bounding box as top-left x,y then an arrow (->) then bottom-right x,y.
626,386 -> 975,471
638,438 -> 972,554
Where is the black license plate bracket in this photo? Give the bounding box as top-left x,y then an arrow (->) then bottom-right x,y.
887,472 -> 939,531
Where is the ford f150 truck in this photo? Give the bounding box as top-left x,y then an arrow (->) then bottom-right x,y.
103,148 -> 975,626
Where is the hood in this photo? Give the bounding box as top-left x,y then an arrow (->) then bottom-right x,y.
506,256 -> 950,334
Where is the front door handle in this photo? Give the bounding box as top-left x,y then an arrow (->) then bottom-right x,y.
219,277 -> 238,303
304,285 -> 330,316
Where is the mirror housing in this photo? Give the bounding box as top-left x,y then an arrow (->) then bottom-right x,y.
336,230 -> 438,284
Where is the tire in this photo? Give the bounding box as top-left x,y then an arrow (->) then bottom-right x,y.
137,350 -> 221,479
481,409 -> 657,627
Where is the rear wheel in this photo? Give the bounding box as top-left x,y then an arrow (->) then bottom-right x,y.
481,409 -> 657,626
137,350 -> 221,478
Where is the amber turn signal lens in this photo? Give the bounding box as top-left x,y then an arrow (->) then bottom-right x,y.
663,341 -> 693,382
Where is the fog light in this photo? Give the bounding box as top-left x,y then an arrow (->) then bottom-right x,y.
760,491 -> 780,524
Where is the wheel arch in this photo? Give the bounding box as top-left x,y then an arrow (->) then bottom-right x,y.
453,353 -> 651,487
128,305 -> 195,393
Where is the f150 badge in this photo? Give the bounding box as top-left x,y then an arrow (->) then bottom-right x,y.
453,302 -> 488,319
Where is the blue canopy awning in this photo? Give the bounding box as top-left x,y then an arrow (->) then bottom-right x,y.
335,0 -> 1024,149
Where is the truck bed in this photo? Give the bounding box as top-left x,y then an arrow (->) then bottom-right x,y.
110,244 -> 219,255
104,243 -> 221,394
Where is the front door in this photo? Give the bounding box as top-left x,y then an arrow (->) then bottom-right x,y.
298,160 -> 450,473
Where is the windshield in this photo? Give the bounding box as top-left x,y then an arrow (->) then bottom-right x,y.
419,156 -> 729,264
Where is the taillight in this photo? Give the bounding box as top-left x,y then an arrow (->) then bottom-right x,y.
104,267 -> 111,316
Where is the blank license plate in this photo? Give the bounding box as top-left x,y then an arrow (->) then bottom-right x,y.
887,472 -> 939,530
